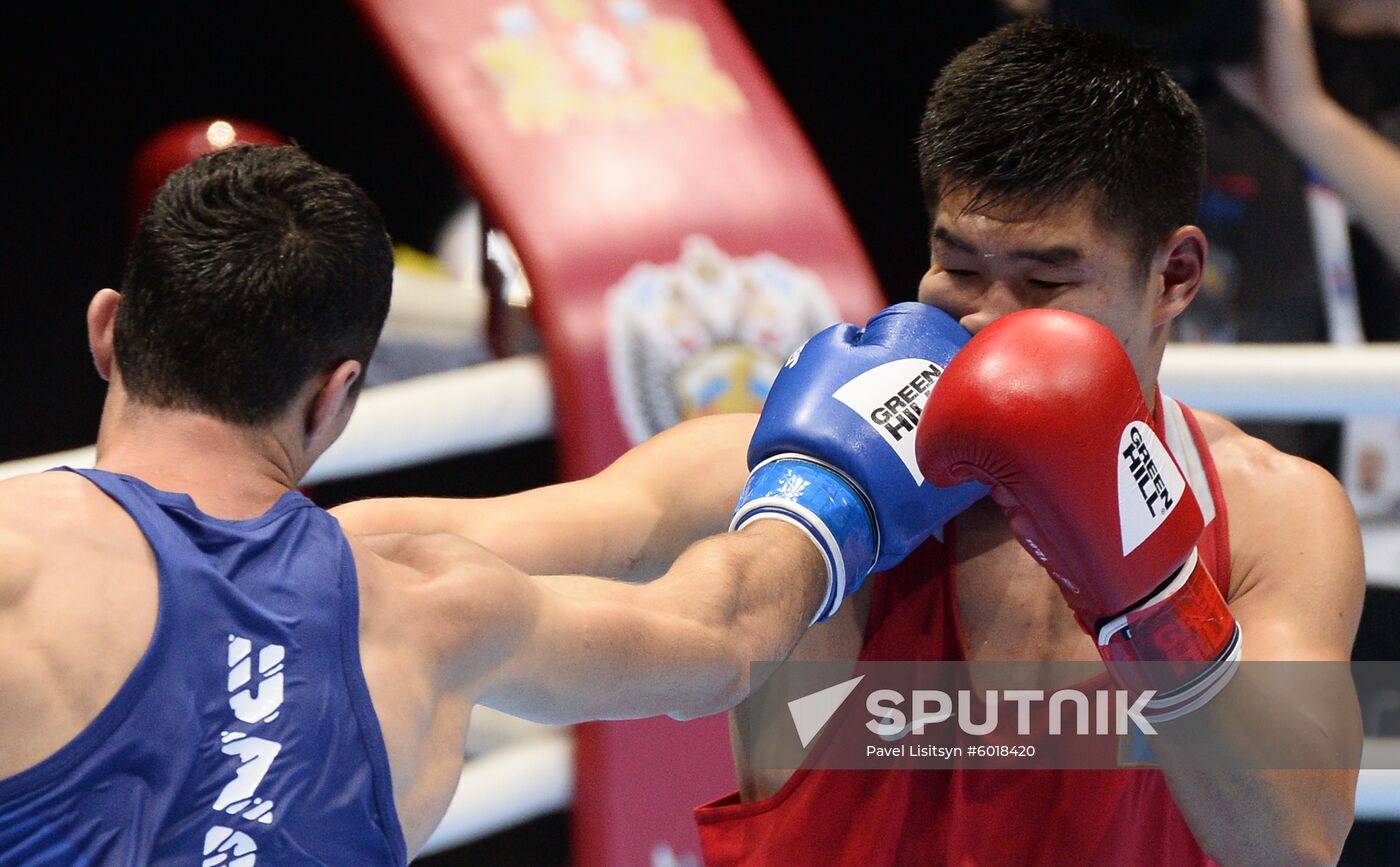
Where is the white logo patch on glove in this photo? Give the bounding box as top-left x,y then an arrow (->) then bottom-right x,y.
1117,421 -> 1187,555
832,358 -> 944,484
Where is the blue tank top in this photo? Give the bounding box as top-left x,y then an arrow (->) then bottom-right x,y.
0,468 -> 407,866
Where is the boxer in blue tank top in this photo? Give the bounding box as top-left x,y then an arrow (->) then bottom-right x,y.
0,140 -> 925,864
0,469 -> 405,864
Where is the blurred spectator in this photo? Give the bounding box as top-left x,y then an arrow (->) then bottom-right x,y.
1000,1 -> 1400,513
1207,0 -> 1400,516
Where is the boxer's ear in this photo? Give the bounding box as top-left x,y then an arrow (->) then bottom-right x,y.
1151,226 -> 1207,327
87,288 -> 121,381
304,359 -> 362,452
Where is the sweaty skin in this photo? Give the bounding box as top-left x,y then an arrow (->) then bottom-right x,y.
974,214 -> 999,258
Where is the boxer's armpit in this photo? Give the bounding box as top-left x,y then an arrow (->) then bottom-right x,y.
549,411 -> 755,581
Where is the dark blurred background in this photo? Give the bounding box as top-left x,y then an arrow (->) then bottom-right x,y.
0,0 -> 997,466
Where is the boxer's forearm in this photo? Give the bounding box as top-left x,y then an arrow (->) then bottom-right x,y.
476,520 -> 826,725
644,520 -> 828,719
1160,766 -> 1353,867
1149,671 -> 1358,866
332,414 -> 752,580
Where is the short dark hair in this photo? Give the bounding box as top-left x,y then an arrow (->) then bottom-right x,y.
116,145 -> 393,426
917,19 -> 1206,263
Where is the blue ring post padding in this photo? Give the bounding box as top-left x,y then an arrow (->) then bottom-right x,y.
729,456 -> 878,623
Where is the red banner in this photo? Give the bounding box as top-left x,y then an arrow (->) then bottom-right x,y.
354,1 -> 884,862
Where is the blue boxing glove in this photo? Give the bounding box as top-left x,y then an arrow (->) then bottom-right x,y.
732,303 -> 988,623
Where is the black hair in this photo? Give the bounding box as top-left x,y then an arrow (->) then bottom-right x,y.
115,144 -> 393,425
917,18 -> 1206,263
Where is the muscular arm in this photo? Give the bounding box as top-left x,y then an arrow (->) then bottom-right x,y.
333,413 -> 754,580
364,518 -> 826,726
1153,430 -> 1364,866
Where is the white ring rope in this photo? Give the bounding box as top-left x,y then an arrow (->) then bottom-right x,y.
0,357 -> 554,486
1,342 -> 1399,847
1158,343 -> 1400,419
305,357 -> 552,484
3,344 -> 1396,487
1359,769 -> 1400,822
418,732 -> 574,858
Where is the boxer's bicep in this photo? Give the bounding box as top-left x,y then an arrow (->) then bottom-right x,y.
585,412 -> 755,579
1225,455 -> 1365,663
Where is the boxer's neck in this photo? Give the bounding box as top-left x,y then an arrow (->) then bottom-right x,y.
93,399 -> 302,521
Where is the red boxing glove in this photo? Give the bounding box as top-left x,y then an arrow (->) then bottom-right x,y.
915,309 -> 1240,721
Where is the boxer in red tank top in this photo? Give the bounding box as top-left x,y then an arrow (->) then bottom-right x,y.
696,21 -> 1362,866
696,396 -> 1230,866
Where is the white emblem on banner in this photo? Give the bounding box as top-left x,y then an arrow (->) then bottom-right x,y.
606,235 -> 839,443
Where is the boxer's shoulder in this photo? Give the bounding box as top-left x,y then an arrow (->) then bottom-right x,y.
1191,408 -> 1347,506
0,470 -> 138,530
0,472 -> 149,605
0,470 -> 103,522
0,472 -> 158,775
1191,409 -> 1363,607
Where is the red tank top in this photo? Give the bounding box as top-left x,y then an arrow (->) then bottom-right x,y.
695,396 -> 1230,866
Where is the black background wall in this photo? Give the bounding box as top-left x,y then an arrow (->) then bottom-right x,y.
0,1 -> 996,465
